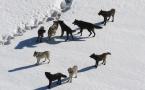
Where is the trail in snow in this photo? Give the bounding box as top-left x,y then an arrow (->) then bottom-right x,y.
0,0 -> 73,46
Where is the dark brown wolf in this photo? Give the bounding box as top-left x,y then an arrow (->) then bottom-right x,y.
90,52 -> 111,68
98,8 -> 115,25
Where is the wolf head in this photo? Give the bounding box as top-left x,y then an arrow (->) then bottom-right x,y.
98,9 -> 103,15
57,20 -> 64,24
40,26 -> 44,30
33,51 -> 37,57
106,52 -> 111,55
72,19 -> 79,25
90,53 -> 96,58
45,72 -> 51,78
53,21 -> 59,25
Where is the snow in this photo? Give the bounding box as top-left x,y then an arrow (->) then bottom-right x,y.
0,0 -> 145,90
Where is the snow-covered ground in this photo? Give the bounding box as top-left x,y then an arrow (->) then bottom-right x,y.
0,0 -> 145,90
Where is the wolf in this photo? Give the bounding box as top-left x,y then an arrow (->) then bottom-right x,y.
36,26 -> 46,42
48,21 -> 59,40
67,65 -> 78,83
33,51 -> 50,65
57,20 -> 75,41
72,19 -> 102,37
90,52 -> 111,68
98,8 -> 115,25
45,72 -> 67,88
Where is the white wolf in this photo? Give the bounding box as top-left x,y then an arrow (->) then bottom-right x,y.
67,65 -> 78,83
33,51 -> 50,65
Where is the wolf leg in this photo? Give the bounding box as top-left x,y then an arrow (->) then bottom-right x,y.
36,58 -> 40,65
102,59 -> 106,65
48,36 -> 51,40
107,16 -> 111,21
48,80 -> 52,89
48,59 -> 50,63
58,78 -> 62,85
80,29 -> 83,36
57,79 -> 60,84
95,61 -> 99,68
92,29 -> 95,37
68,75 -> 72,83
102,57 -> 106,65
70,33 -> 74,40
65,32 -> 69,41
78,29 -> 83,36
104,17 -> 107,25
60,30 -> 64,37
70,77 -> 72,83
74,73 -> 77,78
112,15 -> 114,22
88,30 -> 92,37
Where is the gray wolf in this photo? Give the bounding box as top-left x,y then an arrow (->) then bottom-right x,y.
33,51 -> 50,65
48,21 -> 59,40
67,65 -> 78,83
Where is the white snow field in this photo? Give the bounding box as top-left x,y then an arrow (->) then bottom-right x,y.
0,0 -> 145,90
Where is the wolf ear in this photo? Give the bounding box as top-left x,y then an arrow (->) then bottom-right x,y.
48,72 -> 50,74
60,20 -> 63,22
108,52 -> 111,55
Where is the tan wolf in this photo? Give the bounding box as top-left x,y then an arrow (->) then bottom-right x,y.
67,65 -> 78,83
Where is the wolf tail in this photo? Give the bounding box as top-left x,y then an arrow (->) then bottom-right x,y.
72,30 -> 77,33
94,25 -> 103,29
61,74 -> 67,78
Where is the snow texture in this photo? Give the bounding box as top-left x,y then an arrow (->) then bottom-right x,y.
0,0 -> 145,90
0,0 -> 73,46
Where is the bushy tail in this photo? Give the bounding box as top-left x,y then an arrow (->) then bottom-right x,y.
60,74 -> 67,78
72,30 -> 77,33
94,25 -> 103,29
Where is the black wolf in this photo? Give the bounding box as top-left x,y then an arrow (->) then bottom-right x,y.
57,20 -> 74,41
36,26 -> 46,42
45,72 -> 67,88
98,8 -> 115,25
72,19 -> 102,37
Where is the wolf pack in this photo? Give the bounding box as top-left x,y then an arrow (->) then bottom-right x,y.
33,8 -> 115,88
